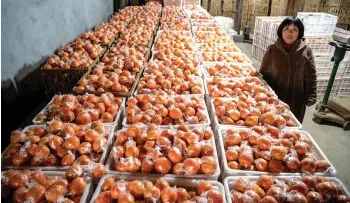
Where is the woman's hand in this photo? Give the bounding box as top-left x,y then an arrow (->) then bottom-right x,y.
306,98 -> 316,107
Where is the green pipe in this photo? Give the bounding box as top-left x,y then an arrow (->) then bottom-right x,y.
320,60 -> 339,111
319,42 -> 349,112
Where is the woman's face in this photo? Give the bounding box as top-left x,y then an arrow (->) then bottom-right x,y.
282,24 -> 299,45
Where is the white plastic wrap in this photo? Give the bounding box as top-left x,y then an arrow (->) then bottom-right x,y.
218,127 -> 336,177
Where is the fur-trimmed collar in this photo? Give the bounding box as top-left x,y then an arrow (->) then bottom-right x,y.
275,38 -> 307,55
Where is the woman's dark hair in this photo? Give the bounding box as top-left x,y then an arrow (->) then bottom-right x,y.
277,17 -> 304,39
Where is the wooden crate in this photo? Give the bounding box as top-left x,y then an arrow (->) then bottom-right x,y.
202,0 -> 208,9
248,0 -> 269,4
293,0 -> 323,15
324,7 -> 350,24
164,0 -> 182,6
322,0 -> 350,26
206,0 -> 226,16
303,3 -> 323,12
336,8 -> 350,24
223,0 -> 235,12
341,0 -> 350,8
41,47 -> 107,96
249,15 -> 256,33
271,6 -> 287,16
222,0 -> 248,14
41,68 -> 91,96
325,0 -> 342,7
325,0 -> 350,8
248,4 -> 268,15
286,0 -> 295,15
210,0 -> 222,16
272,0 -> 288,7
222,10 -> 235,17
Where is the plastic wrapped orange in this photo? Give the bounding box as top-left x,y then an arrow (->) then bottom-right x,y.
144,60 -> 201,77
213,97 -> 297,128
222,127 -> 332,174
1,170 -> 89,203
43,40 -> 104,70
34,94 -> 123,124
126,95 -> 208,126
108,124 -> 217,176
227,176 -> 349,203
152,49 -> 200,66
137,74 -> 203,96
2,121 -> 113,168
93,177 -> 223,203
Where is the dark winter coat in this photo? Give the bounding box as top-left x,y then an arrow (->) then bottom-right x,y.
259,38 -> 317,123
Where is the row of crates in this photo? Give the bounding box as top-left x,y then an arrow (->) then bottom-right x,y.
316,77 -> 342,99
254,16 -> 286,37
253,35 -> 334,55
317,76 -> 350,99
252,15 -> 350,100
314,53 -> 350,78
251,44 -> 264,61
163,0 -> 200,7
253,17 -> 337,55
338,77 -> 350,96
251,14 -> 349,100
297,12 -> 338,36
253,34 -> 335,55
253,13 -> 339,52
315,60 -> 348,78
304,36 -> 333,53
252,16 -> 285,61
254,13 -> 338,38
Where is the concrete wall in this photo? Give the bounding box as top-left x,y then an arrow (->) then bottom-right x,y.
1,0 -> 114,83
1,0 -> 114,149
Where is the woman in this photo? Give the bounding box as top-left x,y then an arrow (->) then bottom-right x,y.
259,17 -> 317,123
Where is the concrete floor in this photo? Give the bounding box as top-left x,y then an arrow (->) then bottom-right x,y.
235,42 -> 350,190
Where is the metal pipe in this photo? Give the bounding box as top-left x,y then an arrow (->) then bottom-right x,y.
319,41 -> 349,112
208,0 -> 212,13
268,0 -> 272,16
320,60 -> 339,112
234,0 -> 243,34
221,0 -> 224,15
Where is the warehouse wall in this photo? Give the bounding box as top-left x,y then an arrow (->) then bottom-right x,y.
1,0 -> 114,149
1,0 -> 114,82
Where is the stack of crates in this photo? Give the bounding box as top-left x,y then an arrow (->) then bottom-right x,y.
297,12 -> 344,99
334,28 -> 350,96
322,0 -> 350,29
251,16 -> 286,61
297,12 -> 338,36
297,13 -> 338,55
252,13 -> 349,99
164,0 -> 183,6
271,0 -> 288,16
